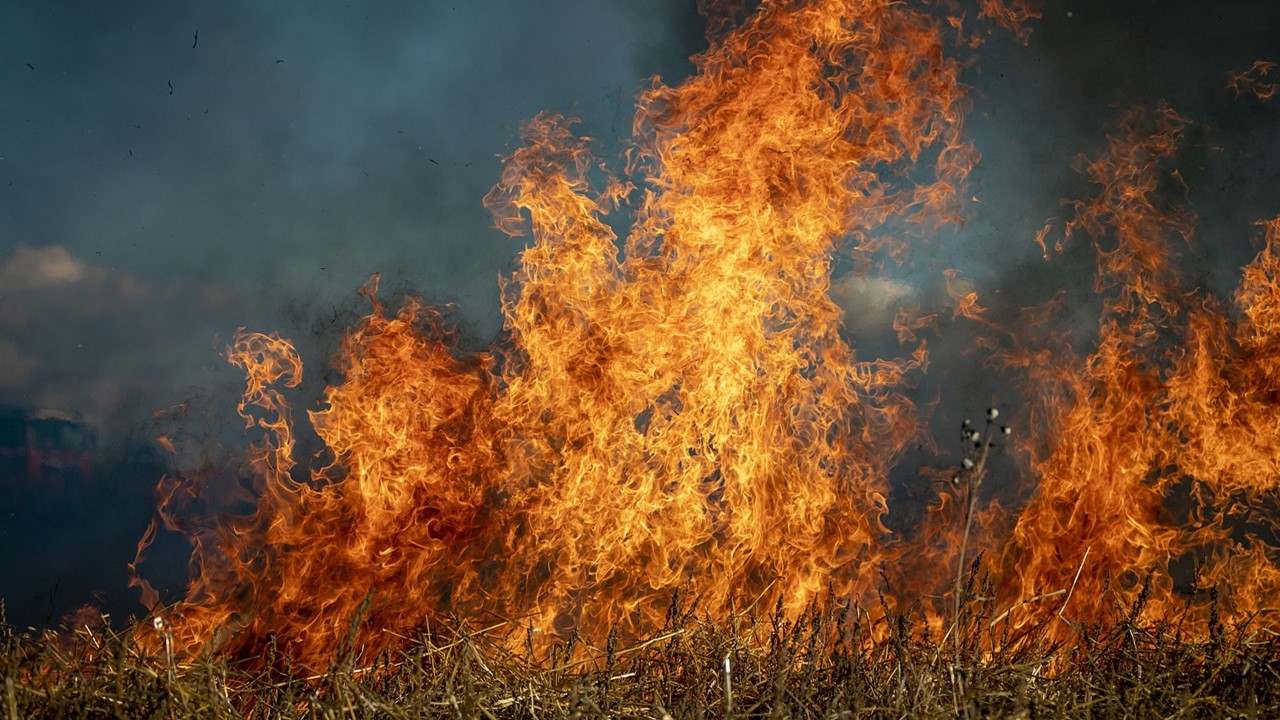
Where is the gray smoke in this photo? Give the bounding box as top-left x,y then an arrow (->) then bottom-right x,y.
2,0 -> 1279,627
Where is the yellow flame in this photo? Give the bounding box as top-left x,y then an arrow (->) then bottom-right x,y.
131,1 -> 1280,668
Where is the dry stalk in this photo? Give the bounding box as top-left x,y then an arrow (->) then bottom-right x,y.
952,410 -> 1001,659
723,653 -> 733,716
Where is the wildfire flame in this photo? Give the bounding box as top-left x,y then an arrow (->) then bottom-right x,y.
1227,60 -> 1279,101
130,0 -> 1280,667
997,104 -> 1280,637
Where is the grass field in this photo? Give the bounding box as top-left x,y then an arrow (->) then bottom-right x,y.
4,579 -> 1276,719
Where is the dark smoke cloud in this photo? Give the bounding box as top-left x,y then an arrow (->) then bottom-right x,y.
0,0 -> 704,627
2,0 -> 1279,626
957,0 -> 1280,300
874,0 -> 1280,531
0,0 -> 704,431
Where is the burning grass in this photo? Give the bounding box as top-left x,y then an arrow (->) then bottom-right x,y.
5,580 -> 1278,719
10,2 -> 1280,716
125,0 -> 1280,667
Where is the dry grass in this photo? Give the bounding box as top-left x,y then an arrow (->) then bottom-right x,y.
3,578 -> 1277,720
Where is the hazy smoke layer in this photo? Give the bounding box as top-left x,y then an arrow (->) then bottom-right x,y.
1,0 -> 1279,628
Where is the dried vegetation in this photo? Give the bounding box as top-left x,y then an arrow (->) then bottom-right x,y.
4,578 -> 1276,719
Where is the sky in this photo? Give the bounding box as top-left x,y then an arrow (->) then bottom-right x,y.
0,0 -> 705,432
1,0 -> 1279,627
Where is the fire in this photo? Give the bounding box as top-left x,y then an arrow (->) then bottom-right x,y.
129,0 -> 1280,668
1227,60 -> 1279,101
997,105 -> 1280,636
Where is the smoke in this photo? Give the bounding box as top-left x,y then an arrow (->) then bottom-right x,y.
957,0 -> 1280,303
2,0 -> 1279,628
0,0 -> 705,628
866,0 -> 1280,464
0,0 -> 705,426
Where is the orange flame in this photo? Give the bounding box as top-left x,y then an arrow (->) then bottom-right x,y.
129,1 -> 1280,668
943,268 -> 987,320
1227,60 -> 1279,101
997,105 -> 1280,636
136,0 -> 984,666
976,0 -> 1040,45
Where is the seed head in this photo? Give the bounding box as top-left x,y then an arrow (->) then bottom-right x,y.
962,457 -> 974,470
987,407 -> 999,420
